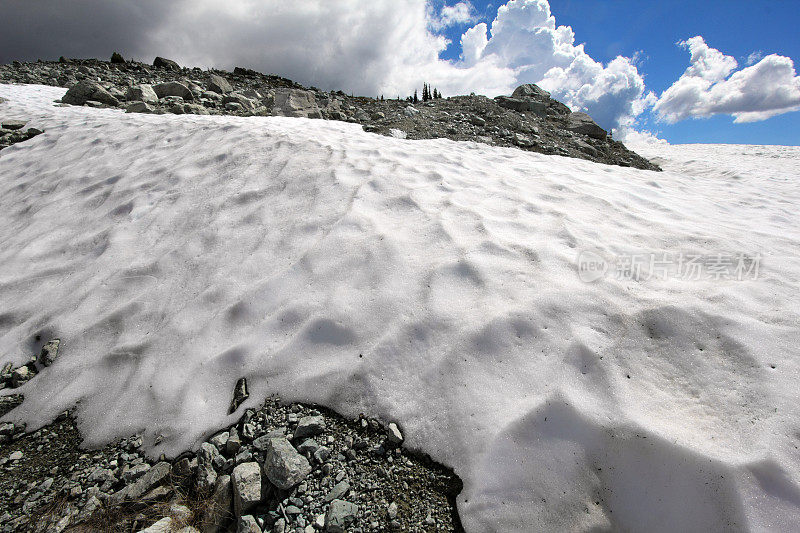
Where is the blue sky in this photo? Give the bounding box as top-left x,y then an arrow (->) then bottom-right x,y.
435,0 -> 800,145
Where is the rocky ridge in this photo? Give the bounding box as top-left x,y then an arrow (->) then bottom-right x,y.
0,55 -> 659,170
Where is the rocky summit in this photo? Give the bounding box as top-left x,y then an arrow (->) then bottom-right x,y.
0,55 -> 659,170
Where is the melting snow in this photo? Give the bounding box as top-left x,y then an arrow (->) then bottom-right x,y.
1,84 -> 800,531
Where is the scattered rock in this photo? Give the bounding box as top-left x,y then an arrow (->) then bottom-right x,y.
153,81 -> 194,101
229,377 -> 249,414
126,101 -> 154,113
387,423 -> 403,444
231,462 -> 262,519
294,415 -> 325,439
1,119 -> 26,130
238,515 -> 262,533
110,461 -> 171,505
208,74 -> 233,95
565,111 -> 607,139
61,81 -> 120,107
263,437 -> 312,490
273,88 -> 320,118
127,83 -> 159,104
325,499 -> 358,533
403,106 -> 420,117
512,83 -> 550,100
153,56 -> 181,70
39,339 -> 60,367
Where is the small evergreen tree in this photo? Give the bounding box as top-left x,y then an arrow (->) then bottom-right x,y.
413,90 -> 418,104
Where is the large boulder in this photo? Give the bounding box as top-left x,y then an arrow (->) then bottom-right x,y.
495,96 -> 546,116
153,81 -> 194,101
263,437 -> 311,490
272,88 -> 321,118
222,92 -> 257,111
126,83 -> 158,104
62,81 -> 119,107
565,112 -> 607,139
512,83 -> 550,100
208,74 -> 233,95
153,56 -> 181,70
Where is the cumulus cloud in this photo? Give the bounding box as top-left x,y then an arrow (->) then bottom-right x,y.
654,36 -> 800,123
430,2 -> 477,30
0,0 -> 651,130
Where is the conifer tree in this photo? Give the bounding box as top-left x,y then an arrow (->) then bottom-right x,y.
413,90 -> 418,103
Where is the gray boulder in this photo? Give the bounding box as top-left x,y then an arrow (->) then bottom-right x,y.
565,112 -> 607,139
263,437 -> 311,490
237,515 -> 261,533
222,92 -> 257,111
512,83 -> 550,100
126,84 -> 158,104
110,461 -> 171,505
208,74 -> 233,94
196,442 -> 220,493
403,106 -> 420,117
294,415 -> 325,439
126,101 -> 154,114
325,500 -> 358,533
62,81 -> 120,107
272,88 -> 321,118
231,462 -> 262,519
495,96 -> 546,116
153,81 -> 194,101
153,56 -> 181,70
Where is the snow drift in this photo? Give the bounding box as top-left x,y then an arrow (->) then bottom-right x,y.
2,84 -> 800,531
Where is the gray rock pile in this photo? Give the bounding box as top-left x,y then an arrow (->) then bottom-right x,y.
0,119 -> 43,152
0,55 -> 659,170
0,376 -> 462,532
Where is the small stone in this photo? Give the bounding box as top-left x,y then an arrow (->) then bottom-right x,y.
325,500 -> 358,533
323,481 -> 350,503
230,377 -> 249,413
141,517 -> 173,533
232,462 -> 262,519
238,515 -> 262,533
11,365 -> 34,387
110,461 -> 171,505
197,443 -> 220,493
227,427 -> 242,455
294,415 -> 325,439
296,439 -> 320,455
388,501 -> 398,519
38,339 -> 60,366
387,423 -> 403,444
8,451 -> 23,461
210,431 -> 229,450
263,438 -> 312,490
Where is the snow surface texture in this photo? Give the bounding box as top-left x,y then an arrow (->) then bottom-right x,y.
2,84 -> 800,532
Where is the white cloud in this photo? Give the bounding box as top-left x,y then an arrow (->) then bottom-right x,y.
430,2 -> 477,30
745,51 -> 763,66
0,0 -> 652,130
654,36 -> 800,123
